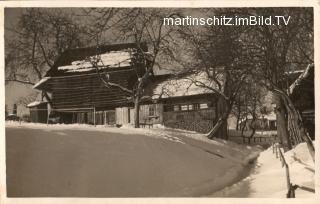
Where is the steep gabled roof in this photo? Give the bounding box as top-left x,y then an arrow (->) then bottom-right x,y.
45,42 -> 147,77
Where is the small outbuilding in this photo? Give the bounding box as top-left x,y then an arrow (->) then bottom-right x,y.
27,101 -> 48,123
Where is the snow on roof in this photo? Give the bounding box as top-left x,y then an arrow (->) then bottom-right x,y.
239,111 -> 276,123
57,49 -> 134,73
152,72 -> 223,99
285,70 -> 304,75
33,77 -> 51,89
264,112 -> 276,121
27,101 -> 47,108
289,64 -> 312,94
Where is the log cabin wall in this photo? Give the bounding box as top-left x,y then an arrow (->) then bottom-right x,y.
50,70 -> 136,110
161,97 -> 217,133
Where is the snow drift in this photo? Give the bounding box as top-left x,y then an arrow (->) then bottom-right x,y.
211,142 -> 315,197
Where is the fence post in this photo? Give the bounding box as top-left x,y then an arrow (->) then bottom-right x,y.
104,111 -> 107,127
272,141 -> 274,153
93,106 -> 96,127
287,184 -> 296,198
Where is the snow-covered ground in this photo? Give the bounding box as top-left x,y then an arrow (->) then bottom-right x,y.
6,121 -> 261,166
6,121 -> 262,197
9,122 -> 314,198
210,142 -> 315,198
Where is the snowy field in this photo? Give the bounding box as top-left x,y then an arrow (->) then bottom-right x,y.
6,122 -> 260,197
5,122 -> 314,198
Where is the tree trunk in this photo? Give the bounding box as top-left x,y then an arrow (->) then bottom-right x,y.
249,120 -> 256,139
236,112 -> 240,131
241,117 -> 247,143
134,96 -> 140,128
274,95 -> 292,152
207,98 -> 230,139
235,101 -> 241,130
207,113 -> 229,139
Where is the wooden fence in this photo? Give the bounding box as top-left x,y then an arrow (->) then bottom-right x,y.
271,141 -> 315,198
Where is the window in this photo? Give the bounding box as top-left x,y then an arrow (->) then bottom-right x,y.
149,105 -> 155,116
181,105 -> 188,111
188,104 -> 194,110
200,103 -> 208,109
194,104 -> 200,110
173,105 -> 180,111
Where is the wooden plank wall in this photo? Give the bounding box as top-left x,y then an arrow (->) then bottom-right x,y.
50,70 -> 135,110
116,107 -> 129,125
116,104 -> 163,125
73,110 -> 116,125
29,104 -> 48,123
138,104 -> 163,124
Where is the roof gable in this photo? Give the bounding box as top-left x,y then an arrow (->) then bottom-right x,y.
46,42 -> 147,76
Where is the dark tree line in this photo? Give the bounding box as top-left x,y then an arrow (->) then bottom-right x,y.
5,8 -> 87,102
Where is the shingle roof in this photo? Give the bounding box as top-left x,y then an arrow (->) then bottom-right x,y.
45,42 -> 147,77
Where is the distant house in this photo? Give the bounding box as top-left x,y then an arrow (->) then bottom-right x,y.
239,112 -> 277,131
31,42 -> 226,135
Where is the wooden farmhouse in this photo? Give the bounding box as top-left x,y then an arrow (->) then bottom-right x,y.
30,43 -> 226,135
131,72 -> 223,133
239,112 -> 277,132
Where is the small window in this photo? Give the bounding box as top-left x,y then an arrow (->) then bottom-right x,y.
194,104 -> 200,110
200,103 -> 208,109
174,105 -> 180,111
181,105 -> 188,111
149,105 -> 155,116
188,104 -> 194,110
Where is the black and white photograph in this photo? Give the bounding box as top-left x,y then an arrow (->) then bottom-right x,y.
1,1 -> 318,202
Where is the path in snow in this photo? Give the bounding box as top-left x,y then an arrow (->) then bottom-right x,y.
209,144 -> 315,198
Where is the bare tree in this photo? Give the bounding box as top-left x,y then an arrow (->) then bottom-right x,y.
243,83 -> 271,144
5,8 -> 86,102
246,8 -> 314,159
178,12 -> 255,139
